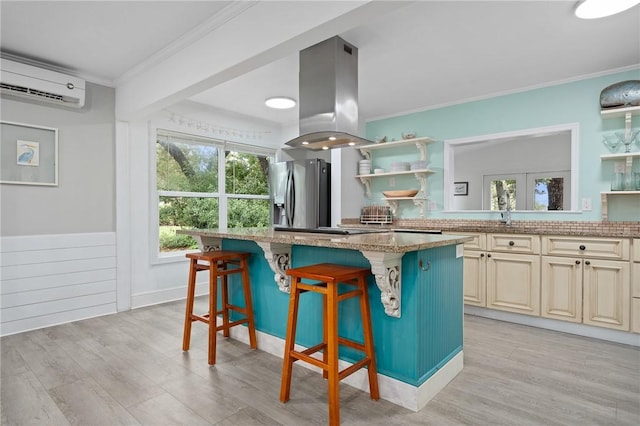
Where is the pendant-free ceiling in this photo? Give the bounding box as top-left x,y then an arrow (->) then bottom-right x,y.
575,0 -> 640,19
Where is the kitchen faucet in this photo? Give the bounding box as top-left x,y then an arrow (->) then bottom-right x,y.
500,192 -> 512,226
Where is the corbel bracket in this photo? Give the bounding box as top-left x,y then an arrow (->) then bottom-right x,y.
360,250 -> 404,318
255,242 -> 292,293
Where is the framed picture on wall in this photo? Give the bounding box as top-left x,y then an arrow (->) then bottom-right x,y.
453,181 -> 468,196
1,121 -> 58,186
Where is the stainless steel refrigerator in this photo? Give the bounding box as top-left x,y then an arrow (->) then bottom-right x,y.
269,159 -> 331,228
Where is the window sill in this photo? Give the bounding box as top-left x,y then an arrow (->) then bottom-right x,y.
151,249 -> 198,266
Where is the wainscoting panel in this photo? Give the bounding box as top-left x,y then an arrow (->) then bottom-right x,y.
0,232 -> 117,336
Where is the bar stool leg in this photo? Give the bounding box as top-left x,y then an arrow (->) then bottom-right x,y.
208,262 -> 218,365
220,263 -> 230,338
326,278 -> 340,426
322,287 -> 329,379
280,276 -> 301,403
182,259 -> 197,351
359,275 -> 380,399
240,257 -> 257,349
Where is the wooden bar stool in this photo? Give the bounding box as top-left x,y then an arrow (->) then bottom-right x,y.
182,251 -> 257,365
280,263 -> 379,425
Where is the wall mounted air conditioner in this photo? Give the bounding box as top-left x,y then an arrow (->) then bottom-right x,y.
0,58 -> 85,108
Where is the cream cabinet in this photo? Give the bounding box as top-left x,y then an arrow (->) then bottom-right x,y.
486,251 -> 541,316
582,258 -> 630,330
632,239 -> 640,333
541,256 -> 583,323
541,236 -> 631,331
450,232 -> 541,315
485,233 -> 541,316
445,232 -> 486,306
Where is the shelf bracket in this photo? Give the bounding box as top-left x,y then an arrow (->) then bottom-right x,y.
359,176 -> 372,198
414,141 -> 427,161
385,199 -> 399,216
413,198 -> 426,217
358,148 -> 372,161
413,171 -> 427,196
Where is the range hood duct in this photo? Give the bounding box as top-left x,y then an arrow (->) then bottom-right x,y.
285,36 -> 373,150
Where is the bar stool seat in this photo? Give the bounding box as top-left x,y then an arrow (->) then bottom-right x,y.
280,263 -> 379,425
182,250 -> 257,365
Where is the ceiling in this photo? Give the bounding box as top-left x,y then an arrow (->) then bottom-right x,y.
2,1 -> 639,128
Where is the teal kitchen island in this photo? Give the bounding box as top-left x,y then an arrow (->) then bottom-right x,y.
179,228 -> 471,411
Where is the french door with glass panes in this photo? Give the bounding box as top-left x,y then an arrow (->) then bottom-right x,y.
483,171 -> 570,211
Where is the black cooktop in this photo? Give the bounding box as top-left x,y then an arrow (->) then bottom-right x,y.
273,226 -> 386,235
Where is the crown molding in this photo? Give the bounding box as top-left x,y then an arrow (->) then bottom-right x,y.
114,1 -> 258,87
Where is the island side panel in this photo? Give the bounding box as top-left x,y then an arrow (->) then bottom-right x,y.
220,238 -> 463,387
406,245 -> 464,385
290,244 -> 425,385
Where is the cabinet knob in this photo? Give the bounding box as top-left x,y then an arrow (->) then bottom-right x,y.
579,245 -> 586,251
487,253 -> 492,258
575,260 -> 581,265
508,241 -> 515,246
585,260 -> 591,265
480,253 -> 485,257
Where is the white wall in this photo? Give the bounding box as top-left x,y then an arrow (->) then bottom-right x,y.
0,84 -> 116,236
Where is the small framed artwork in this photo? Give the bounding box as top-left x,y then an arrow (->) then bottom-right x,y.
1,121 -> 58,186
453,181 -> 468,196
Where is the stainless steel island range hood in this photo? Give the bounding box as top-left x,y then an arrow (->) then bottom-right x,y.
285,36 -> 373,151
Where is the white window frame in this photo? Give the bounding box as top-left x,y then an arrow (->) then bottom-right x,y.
151,129 -> 274,263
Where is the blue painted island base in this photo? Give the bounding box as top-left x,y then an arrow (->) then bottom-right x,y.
179,229 -> 468,412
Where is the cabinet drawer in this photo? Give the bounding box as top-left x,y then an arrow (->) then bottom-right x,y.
488,233 -> 540,254
445,232 -> 485,250
542,236 -> 629,260
634,239 -> 640,263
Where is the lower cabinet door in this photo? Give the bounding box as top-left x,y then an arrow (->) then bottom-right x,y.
632,298 -> 640,334
583,259 -> 630,331
463,250 -> 486,306
541,256 -> 583,323
486,252 -> 540,316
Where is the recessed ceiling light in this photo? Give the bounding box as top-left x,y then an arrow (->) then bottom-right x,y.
265,97 -> 296,109
575,0 -> 640,19
302,141 -> 309,145
322,146 -> 329,150
328,136 -> 337,141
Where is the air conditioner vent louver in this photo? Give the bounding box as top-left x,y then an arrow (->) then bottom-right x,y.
1,82 -> 65,103
0,58 -> 85,108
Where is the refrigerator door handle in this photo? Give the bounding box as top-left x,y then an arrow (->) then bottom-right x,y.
285,168 -> 295,226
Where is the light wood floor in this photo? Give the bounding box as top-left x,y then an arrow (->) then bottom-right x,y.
2,297 -> 639,425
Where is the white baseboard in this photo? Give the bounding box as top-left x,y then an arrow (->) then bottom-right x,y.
465,305 -> 640,347
131,282 -> 208,308
224,321 -> 463,412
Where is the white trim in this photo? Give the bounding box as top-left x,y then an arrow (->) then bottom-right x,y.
365,64 -> 640,123
444,122 -> 580,212
465,305 -> 640,347
114,2 -> 259,86
116,121 -> 132,312
131,281 -> 208,309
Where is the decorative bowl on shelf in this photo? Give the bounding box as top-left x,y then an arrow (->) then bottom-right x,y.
374,136 -> 387,143
401,131 -> 417,139
373,168 -> 385,174
383,189 -> 419,198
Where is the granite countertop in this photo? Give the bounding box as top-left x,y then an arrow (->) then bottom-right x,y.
340,220 -> 640,238
178,228 -> 472,253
